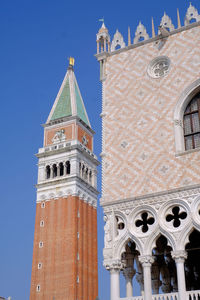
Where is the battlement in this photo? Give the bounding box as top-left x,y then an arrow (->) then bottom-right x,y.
96,3 -> 200,57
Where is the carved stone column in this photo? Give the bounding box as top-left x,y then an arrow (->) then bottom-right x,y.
139,255 -> 154,300
50,165 -> 53,179
57,163 -> 60,177
171,250 -> 187,300
97,41 -> 99,54
104,260 -> 124,300
123,267 -> 136,297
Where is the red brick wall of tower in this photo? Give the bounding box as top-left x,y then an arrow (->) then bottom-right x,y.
30,196 -> 98,300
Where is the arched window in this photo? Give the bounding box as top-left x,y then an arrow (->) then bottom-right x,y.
59,162 -> 64,176
66,161 -> 70,175
46,165 -> 50,179
52,164 -> 57,178
89,170 -> 92,183
183,93 -> 200,150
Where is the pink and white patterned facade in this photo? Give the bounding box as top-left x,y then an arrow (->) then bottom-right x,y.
97,4 -> 200,300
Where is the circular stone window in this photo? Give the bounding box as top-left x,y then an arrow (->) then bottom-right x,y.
147,56 -> 171,79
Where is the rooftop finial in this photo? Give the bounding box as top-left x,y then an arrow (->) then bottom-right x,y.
177,8 -> 181,28
152,17 -> 155,37
99,17 -> 105,26
68,57 -> 75,69
128,27 -> 131,46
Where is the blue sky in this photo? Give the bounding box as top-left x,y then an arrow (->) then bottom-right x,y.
0,0 -> 197,299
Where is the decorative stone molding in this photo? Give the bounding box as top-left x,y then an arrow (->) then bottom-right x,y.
102,185 -> 200,212
159,200 -> 190,232
133,209 -> 156,235
147,56 -> 171,79
102,189 -> 200,260
104,215 -> 112,248
174,119 -> 183,127
111,30 -> 125,52
160,12 -> 175,32
138,255 -> 154,267
171,250 -> 187,262
133,22 -> 149,44
185,3 -> 200,26
36,180 -> 98,207
104,259 -> 125,271
82,135 -> 88,146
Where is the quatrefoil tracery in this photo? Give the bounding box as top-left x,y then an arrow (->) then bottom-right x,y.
166,206 -> 187,228
135,212 -> 155,233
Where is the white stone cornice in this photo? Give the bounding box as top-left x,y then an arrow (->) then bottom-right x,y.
36,179 -> 98,208
101,185 -> 200,211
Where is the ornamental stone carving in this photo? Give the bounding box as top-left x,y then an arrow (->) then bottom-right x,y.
52,129 -> 66,144
104,215 -> 112,248
160,12 -> 175,32
133,22 -> 149,44
147,56 -> 171,79
111,30 -> 125,52
82,135 -> 88,146
104,259 -> 125,270
171,250 -> 187,262
139,255 -> 154,267
185,3 -> 200,26
174,119 -> 183,127
163,204 -> 188,230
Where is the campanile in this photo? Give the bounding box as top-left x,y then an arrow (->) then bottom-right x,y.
30,59 -> 99,300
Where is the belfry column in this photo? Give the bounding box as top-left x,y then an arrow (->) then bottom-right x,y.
172,251 -> 187,300
139,255 -> 154,300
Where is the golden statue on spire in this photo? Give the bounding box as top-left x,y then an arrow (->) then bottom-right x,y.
69,57 -> 75,66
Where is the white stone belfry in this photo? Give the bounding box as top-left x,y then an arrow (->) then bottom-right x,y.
134,22 -> 149,44
111,30 -> 125,52
185,3 -> 200,26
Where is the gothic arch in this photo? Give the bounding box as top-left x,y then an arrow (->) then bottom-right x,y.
144,228 -> 176,255
173,78 -> 200,153
115,232 -> 143,259
177,224 -> 198,251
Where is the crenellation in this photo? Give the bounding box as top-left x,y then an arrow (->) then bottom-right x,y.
134,22 -> 149,44
96,3 -> 200,57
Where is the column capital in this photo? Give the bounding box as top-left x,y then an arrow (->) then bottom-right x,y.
138,255 -> 154,267
104,259 -> 125,271
171,250 -> 187,262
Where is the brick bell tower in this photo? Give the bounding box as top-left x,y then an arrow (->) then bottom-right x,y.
30,58 -> 99,300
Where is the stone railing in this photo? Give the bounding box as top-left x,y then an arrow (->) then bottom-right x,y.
120,290 -> 200,300
187,290 -> 200,300
152,293 -> 178,300
120,293 -> 178,300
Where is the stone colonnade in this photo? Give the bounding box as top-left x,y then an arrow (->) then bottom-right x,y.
109,250 -> 187,300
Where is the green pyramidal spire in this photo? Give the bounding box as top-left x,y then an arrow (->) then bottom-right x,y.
46,61 -> 91,127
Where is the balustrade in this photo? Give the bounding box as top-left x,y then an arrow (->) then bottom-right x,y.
119,290 -> 200,300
